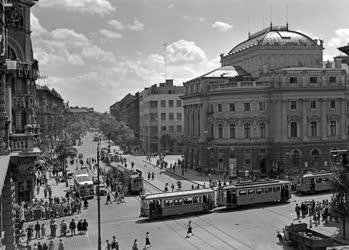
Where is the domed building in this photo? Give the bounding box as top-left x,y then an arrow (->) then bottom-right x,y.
182,25 -> 349,179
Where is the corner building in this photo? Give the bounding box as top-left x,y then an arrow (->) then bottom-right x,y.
182,25 -> 349,178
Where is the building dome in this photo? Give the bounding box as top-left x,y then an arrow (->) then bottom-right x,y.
228,25 -> 320,55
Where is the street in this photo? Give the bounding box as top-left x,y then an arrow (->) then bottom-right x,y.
23,133 -> 342,250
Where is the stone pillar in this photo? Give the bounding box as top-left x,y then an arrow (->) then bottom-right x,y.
281,99 -> 287,141
302,99 -> 308,140
340,98 -> 346,139
321,98 -> 328,140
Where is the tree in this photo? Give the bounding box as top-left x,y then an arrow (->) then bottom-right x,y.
54,139 -> 77,186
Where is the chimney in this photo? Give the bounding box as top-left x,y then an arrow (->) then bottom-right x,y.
334,57 -> 342,69
325,60 -> 332,69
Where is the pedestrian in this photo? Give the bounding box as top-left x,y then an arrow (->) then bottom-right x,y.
69,219 -> 76,236
186,220 -> 193,238
35,221 -> 41,239
105,240 -> 111,250
77,220 -> 82,235
48,240 -> 54,250
147,172 -> 150,180
37,242 -> 43,250
132,239 -> 138,250
111,236 -> 119,249
44,188 -> 47,199
145,232 -> 151,248
191,185 -> 194,190
41,224 -> 46,239
295,204 -> 301,220
26,225 -> 33,242
82,219 -> 88,234
58,239 -> 64,250
171,183 -> 174,192
42,242 -> 48,250
106,193 -> 111,205
151,172 -> 154,180
33,243 -> 38,250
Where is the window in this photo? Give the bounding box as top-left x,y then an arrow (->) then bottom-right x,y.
256,189 -> 263,194
218,124 -> 223,139
164,200 -> 173,207
169,125 -> 174,133
330,120 -> 336,136
150,113 -> 158,121
310,100 -> 316,109
290,101 -> 297,110
218,104 -> 222,112
248,189 -> 255,195
176,100 -> 182,107
177,125 -> 182,133
183,197 -> 193,204
330,99 -> 336,109
230,123 -> 236,139
161,113 -> 166,120
259,102 -> 265,111
210,124 -> 214,139
161,126 -> 166,132
316,178 -> 322,183
290,77 -> 297,84
150,101 -> 158,108
239,190 -> 247,195
290,122 -> 297,138
174,199 -> 183,205
161,100 -> 166,107
310,121 -> 317,137
176,113 -> 182,120
210,104 -> 214,113
310,77 -> 317,83
169,100 -> 174,107
244,123 -> 251,138
329,76 -> 336,83
244,103 -> 250,111
192,196 -> 201,203
229,103 -> 235,112
169,113 -> 174,120
259,122 -> 266,138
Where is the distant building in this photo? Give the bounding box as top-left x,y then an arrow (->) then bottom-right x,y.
139,80 -> 184,153
110,92 -> 140,139
36,85 -> 65,149
182,25 -> 349,178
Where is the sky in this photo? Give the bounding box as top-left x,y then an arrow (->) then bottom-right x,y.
31,0 -> 349,112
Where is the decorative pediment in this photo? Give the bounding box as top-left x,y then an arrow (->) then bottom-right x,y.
326,113 -> 341,120
287,114 -> 301,122
307,114 -> 320,122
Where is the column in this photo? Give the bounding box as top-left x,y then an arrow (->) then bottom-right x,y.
281,99 -> 287,141
302,99 -> 308,140
340,98 -> 346,139
321,99 -> 328,140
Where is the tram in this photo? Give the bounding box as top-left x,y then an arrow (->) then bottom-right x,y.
216,180 -> 291,208
109,163 -> 143,194
140,189 -> 215,219
296,171 -> 335,194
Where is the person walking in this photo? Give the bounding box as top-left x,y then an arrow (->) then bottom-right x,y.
82,219 -> 88,234
48,240 -> 54,250
35,221 -> 41,239
111,236 -> 119,250
106,193 -> 111,205
171,183 -> 174,192
145,232 -> 151,248
26,225 -> 33,242
295,204 -> 301,220
69,219 -> 76,236
77,220 -> 82,235
42,242 -> 48,250
58,239 -> 64,250
151,172 -> 154,181
40,224 -> 46,239
37,242 -> 43,250
147,172 -> 150,180
186,221 -> 193,238
105,240 -> 111,250
132,239 -> 138,250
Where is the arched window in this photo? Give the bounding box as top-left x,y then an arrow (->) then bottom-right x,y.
259,122 -> 266,138
290,122 -> 297,138
310,121 -> 317,137
330,120 -> 336,136
218,124 -> 223,139
244,123 -> 251,138
311,149 -> 319,160
230,123 -> 236,139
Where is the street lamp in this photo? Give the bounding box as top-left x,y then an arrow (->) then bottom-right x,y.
97,139 -> 101,250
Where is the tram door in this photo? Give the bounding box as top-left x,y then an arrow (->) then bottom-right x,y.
227,190 -> 232,205
149,200 -> 162,218
310,178 -> 315,192
280,185 -> 289,201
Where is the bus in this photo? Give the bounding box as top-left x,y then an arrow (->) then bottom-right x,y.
140,189 -> 215,219
296,171 -> 335,194
74,175 -> 94,199
216,180 -> 291,208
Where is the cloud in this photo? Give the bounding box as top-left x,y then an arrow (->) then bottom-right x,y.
168,3 -> 174,8
212,21 -> 233,32
166,40 -> 207,65
30,14 -> 47,36
38,0 -> 115,15
108,20 -> 124,30
183,16 -> 205,22
127,19 -> 144,31
328,29 -> 349,47
99,29 -> 123,39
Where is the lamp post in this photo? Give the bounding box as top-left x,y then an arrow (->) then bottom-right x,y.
97,139 -> 101,250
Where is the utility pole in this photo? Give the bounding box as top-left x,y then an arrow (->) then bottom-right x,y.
97,139 -> 101,250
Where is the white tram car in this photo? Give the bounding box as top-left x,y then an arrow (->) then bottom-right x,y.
296,172 -> 335,194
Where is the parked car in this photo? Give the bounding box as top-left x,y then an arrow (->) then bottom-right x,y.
96,183 -> 108,196
67,171 -> 74,179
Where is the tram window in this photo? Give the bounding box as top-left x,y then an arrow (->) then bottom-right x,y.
256,189 -> 263,194
184,197 -> 193,204
267,187 -> 273,193
273,186 -> 280,192
193,196 -> 200,203
174,199 -> 183,205
248,189 -> 255,195
316,178 -> 322,183
323,177 -> 329,182
164,200 -> 173,207
239,190 -> 247,195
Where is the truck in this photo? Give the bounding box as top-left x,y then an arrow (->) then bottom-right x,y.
282,223 -> 341,250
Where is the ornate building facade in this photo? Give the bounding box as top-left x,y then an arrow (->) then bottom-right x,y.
139,80 -> 184,153
0,1 -> 40,248
182,25 -> 349,179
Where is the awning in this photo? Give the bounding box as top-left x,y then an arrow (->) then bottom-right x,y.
0,155 -> 10,194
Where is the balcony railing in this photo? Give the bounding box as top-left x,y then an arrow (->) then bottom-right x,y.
9,124 -> 40,153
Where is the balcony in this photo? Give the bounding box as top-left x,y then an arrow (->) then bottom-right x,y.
9,124 -> 41,154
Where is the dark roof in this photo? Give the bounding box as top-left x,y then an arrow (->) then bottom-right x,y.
36,85 -> 63,100
228,25 -> 319,55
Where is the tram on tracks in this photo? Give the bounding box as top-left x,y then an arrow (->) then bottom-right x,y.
109,163 -> 143,194
296,171 -> 335,194
140,179 -> 292,219
216,180 -> 291,208
140,189 -> 215,219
